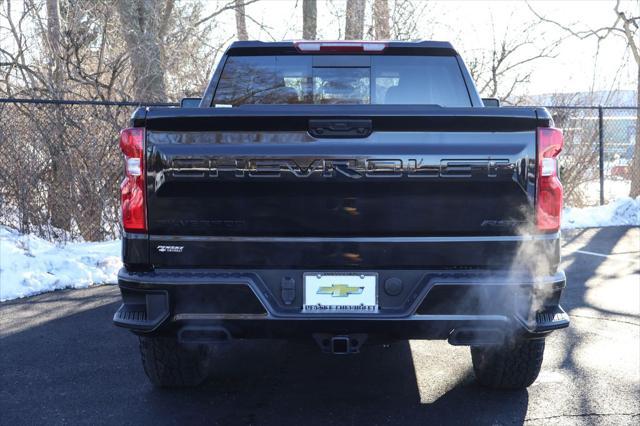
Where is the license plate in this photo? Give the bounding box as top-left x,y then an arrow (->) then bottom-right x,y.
303,273 -> 378,313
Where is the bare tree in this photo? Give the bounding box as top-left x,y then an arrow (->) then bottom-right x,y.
302,0 -> 317,39
345,0 -> 365,40
465,19 -> 560,103
115,0 -> 170,102
45,0 -> 63,96
43,0 -> 72,231
529,0 -> 640,197
3,0 -> 226,101
543,93 -> 602,207
0,0 -> 229,241
235,0 -> 249,40
372,0 -> 390,39
388,0 -> 428,40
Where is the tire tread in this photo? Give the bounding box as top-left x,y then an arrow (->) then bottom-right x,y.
471,339 -> 545,389
139,336 -> 209,387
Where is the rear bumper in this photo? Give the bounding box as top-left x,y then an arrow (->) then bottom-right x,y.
114,268 -> 569,343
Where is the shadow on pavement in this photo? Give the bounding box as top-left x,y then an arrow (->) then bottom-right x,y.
0,297 -> 529,426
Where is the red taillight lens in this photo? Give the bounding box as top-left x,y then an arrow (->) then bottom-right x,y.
294,41 -> 387,53
119,128 -> 146,232
536,127 -> 564,232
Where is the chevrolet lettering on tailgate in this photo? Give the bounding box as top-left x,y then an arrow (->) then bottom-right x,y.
171,158 -> 514,179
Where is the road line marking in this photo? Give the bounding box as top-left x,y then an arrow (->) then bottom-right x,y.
575,250 -> 611,258
575,249 -> 639,262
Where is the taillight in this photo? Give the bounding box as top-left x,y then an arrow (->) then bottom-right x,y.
294,41 -> 387,53
119,128 -> 146,232
536,127 -> 563,232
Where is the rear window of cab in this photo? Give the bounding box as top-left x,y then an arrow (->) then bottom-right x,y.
212,55 -> 471,107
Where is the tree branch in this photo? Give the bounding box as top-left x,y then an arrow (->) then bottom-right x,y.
195,0 -> 260,27
527,1 -> 627,42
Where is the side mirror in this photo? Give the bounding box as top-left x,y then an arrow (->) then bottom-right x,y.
180,97 -> 202,108
482,97 -> 500,107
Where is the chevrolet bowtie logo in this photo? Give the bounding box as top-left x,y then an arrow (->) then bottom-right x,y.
317,284 -> 364,297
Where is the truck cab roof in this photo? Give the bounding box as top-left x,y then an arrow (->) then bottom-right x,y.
225,40 -> 458,56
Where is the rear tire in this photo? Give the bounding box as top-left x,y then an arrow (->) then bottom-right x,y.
139,336 -> 210,387
471,338 -> 545,389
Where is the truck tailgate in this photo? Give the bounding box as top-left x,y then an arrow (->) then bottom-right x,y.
141,106 -> 550,268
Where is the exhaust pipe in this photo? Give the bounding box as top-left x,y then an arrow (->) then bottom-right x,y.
178,326 -> 231,344
448,328 -> 504,346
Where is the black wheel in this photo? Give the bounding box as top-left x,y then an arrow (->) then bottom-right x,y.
139,336 -> 210,387
471,338 -> 545,390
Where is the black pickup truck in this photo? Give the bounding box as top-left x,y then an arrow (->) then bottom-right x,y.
114,40 -> 569,389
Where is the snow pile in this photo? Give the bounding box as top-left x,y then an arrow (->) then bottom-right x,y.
0,226 -> 121,302
562,197 -> 640,229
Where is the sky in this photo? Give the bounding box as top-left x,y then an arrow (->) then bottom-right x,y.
211,0 -> 638,98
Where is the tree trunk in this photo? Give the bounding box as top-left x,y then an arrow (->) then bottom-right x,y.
235,0 -> 248,41
629,68 -> 640,198
45,0 -> 71,232
302,0 -> 317,39
372,0 -> 390,39
345,0 -> 365,40
77,181 -> 104,241
45,0 -> 63,96
116,0 -> 168,102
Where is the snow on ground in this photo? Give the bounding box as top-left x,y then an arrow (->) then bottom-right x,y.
574,179 -> 631,207
562,197 -> 640,229
0,226 -> 121,302
1,197 -> 639,301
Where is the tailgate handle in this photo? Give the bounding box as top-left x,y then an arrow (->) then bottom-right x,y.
309,119 -> 372,138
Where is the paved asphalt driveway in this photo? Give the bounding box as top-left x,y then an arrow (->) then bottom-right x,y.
1,227 -> 638,425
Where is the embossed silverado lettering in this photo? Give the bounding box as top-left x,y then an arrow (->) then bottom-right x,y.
172,158 -> 512,178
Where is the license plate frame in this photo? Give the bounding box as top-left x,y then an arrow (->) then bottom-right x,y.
302,272 -> 378,314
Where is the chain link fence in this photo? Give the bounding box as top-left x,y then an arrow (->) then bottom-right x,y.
0,99 -> 637,242
0,99 -> 175,242
549,106 -> 638,208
